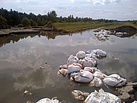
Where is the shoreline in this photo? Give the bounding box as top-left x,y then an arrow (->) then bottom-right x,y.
0,22 -> 137,37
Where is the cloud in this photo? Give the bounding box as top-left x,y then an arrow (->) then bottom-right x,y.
70,0 -> 75,3
90,0 -> 121,5
13,65 -> 55,90
16,0 -> 36,2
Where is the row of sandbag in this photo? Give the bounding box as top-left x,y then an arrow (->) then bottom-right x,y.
67,49 -> 107,68
58,63 -> 127,87
58,49 -> 127,88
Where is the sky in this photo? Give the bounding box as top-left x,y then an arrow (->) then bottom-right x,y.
0,0 -> 137,20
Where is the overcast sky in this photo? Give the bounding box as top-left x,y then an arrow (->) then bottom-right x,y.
0,0 -> 137,20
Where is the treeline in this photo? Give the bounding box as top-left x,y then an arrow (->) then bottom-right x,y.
0,8 -> 132,29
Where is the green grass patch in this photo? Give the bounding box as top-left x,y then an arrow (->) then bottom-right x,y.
53,21 -> 137,33
53,22 -> 113,32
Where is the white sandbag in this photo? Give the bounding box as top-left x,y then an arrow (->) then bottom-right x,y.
93,70 -> 107,79
76,51 -> 86,59
84,67 -> 107,79
108,74 -> 121,79
89,77 -> 103,87
84,89 -> 121,103
103,74 -> 127,87
85,53 -> 92,58
84,67 -> 98,73
79,57 -> 97,68
85,50 -> 93,54
92,49 -> 107,59
67,55 -> 78,65
59,64 -> 68,69
37,98 -> 60,103
67,63 -> 82,75
86,50 -> 98,60
70,70 -> 94,83
57,69 -> 68,77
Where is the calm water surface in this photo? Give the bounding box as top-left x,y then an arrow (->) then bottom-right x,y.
0,30 -> 137,103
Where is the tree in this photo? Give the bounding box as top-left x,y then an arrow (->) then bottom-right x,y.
30,19 -> 37,26
0,15 -> 8,29
47,11 -> 57,22
21,17 -> 31,27
133,20 -> 137,25
10,10 -> 20,26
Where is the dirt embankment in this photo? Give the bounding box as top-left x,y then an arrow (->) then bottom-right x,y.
110,26 -> 137,37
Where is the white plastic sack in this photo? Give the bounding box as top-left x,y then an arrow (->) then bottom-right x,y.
85,50 -> 93,54
59,64 -> 67,69
89,77 -> 103,87
67,63 -> 82,74
103,74 -> 127,87
79,57 -> 97,68
84,67 -> 98,73
76,51 -> 86,59
84,89 -> 121,103
57,69 -> 68,77
70,70 -> 94,83
67,55 -> 78,65
85,53 -> 92,58
84,67 -> 107,79
93,70 -> 107,79
92,49 -> 107,59
37,98 -> 60,103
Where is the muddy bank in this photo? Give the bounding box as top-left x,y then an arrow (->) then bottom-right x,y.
0,24 -> 70,37
110,26 -> 137,37
0,28 -> 39,37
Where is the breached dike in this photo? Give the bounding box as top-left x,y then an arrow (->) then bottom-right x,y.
93,26 -> 137,39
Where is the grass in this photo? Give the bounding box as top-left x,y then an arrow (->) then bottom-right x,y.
53,22 -> 112,33
53,21 -> 137,33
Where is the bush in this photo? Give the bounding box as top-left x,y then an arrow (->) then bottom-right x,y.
0,15 -> 8,29
21,17 -> 31,27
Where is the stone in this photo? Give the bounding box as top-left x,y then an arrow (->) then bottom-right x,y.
118,92 -> 131,101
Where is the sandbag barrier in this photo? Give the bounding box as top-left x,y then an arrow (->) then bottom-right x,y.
57,49 -> 137,103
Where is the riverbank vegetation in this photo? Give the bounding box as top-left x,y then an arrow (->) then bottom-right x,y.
0,8 -> 137,33
53,22 -> 137,33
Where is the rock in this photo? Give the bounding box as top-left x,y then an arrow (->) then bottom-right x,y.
116,85 -> 135,94
126,82 -> 137,87
118,92 -> 131,101
71,90 -> 89,101
116,82 -> 137,102
23,90 -> 32,96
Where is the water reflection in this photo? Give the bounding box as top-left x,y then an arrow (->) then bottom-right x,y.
0,30 -> 137,103
0,32 -> 70,47
13,65 -> 55,90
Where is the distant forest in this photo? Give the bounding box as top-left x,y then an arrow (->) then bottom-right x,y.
0,8 -> 135,29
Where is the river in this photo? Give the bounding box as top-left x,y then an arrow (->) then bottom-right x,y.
0,30 -> 137,103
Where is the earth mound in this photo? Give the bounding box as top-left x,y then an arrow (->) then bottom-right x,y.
111,26 -> 137,37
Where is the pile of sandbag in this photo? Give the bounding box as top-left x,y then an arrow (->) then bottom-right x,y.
58,49 -> 127,88
67,49 -> 107,67
94,29 -> 111,41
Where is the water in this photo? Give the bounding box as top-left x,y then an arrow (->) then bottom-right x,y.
0,30 -> 137,103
